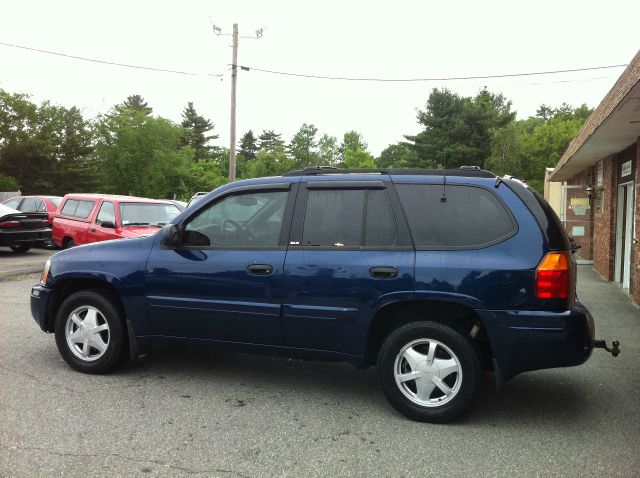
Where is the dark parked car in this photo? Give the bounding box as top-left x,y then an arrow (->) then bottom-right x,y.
2,195 -> 63,225
0,203 -> 51,252
30,168 -> 619,422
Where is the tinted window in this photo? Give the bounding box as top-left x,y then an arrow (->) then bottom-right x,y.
74,200 -> 95,219
3,198 -> 21,209
397,184 -> 514,248
20,198 -> 40,212
302,189 -> 365,247
185,191 -> 288,247
365,189 -> 397,246
97,201 -> 116,225
61,199 -> 79,216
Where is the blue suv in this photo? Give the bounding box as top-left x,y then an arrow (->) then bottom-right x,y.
30,168 -> 616,422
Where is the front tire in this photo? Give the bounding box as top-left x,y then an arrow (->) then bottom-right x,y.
54,290 -> 128,374
378,321 -> 482,423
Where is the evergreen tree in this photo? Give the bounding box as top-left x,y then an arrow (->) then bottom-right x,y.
122,94 -> 152,115
181,102 -> 217,161
239,130 -> 258,161
258,130 -> 285,153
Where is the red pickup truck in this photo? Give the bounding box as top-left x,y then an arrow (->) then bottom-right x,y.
52,194 -> 181,248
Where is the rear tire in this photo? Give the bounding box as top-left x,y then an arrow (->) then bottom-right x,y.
54,290 -> 128,374
64,239 -> 76,249
10,245 -> 31,253
378,321 -> 482,423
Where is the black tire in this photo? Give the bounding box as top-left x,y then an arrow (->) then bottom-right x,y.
64,239 -> 76,249
377,321 -> 482,423
54,289 -> 128,374
10,245 -> 31,253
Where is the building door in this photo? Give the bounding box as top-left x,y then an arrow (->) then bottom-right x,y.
615,182 -> 634,289
560,184 -> 593,263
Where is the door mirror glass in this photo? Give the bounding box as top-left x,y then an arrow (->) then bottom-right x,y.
100,220 -> 115,229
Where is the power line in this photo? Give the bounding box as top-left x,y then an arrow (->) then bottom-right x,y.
239,64 -> 628,82
0,40 -> 628,83
0,41 -> 222,77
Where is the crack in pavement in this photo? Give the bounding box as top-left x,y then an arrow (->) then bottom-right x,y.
0,443 -> 250,477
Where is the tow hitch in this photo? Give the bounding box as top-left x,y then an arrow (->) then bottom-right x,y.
593,340 -> 621,357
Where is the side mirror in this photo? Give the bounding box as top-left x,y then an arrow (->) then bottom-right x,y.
100,220 -> 115,229
162,224 -> 182,248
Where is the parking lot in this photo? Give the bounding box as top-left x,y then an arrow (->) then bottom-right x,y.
0,265 -> 639,477
0,248 -> 54,280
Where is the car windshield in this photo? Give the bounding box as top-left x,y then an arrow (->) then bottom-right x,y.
49,197 -> 62,208
119,202 -> 180,227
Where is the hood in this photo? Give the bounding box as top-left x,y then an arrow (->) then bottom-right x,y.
119,226 -> 162,238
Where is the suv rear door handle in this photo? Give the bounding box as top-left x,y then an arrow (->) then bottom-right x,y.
247,264 -> 273,276
369,266 -> 398,279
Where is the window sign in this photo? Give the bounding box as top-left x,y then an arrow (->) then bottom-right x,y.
597,161 -> 603,188
572,226 -> 585,237
621,160 -> 632,178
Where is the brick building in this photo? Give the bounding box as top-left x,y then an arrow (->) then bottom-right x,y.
549,50 -> 640,301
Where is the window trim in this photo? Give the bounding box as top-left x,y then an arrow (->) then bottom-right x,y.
288,181 -> 413,251
174,183 -> 297,251
395,182 -> 518,251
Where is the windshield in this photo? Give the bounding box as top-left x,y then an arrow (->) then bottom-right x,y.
119,202 -> 180,227
49,197 -> 62,208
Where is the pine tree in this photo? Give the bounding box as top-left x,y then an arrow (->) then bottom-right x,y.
123,95 -> 152,115
181,102 -> 217,161
239,130 -> 258,160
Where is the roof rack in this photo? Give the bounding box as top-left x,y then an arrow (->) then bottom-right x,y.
282,166 -> 495,178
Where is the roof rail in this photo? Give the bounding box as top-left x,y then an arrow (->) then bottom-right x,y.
282,167 -> 495,178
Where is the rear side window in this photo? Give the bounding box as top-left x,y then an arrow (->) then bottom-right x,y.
19,198 -> 44,213
396,184 -> 515,248
60,199 -> 95,219
302,188 -> 398,247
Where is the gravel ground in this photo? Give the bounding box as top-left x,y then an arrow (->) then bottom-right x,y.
0,266 -> 639,477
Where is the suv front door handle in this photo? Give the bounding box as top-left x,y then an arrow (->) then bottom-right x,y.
369,266 -> 398,279
247,264 -> 273,276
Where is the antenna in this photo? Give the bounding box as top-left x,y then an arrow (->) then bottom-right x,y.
441,150 -> 447,202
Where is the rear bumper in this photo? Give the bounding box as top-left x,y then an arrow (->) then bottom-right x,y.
479,301 -> 595,381
30,284 -> 54,332
0,229 -> 52,247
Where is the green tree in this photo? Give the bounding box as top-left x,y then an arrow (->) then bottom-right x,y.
123,94 -> 152,115
341,130 -> 368,156
96,103 -> 193,198
181,102 -> 217,161
288,123 -> 319,168
317,134 -> 340,166
342,148 -> 376,169
0,89 -> 97,195
239,130 -> 258,161
258,130 -> 285,154
0,172 -> 19,191
406,87 -> 515,169
377,143 -> 419,168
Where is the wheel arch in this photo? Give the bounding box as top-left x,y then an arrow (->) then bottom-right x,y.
364,299 -> 494,369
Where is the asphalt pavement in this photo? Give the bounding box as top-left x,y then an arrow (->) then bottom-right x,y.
0,248 -> 54,280
0,266 -> 639,477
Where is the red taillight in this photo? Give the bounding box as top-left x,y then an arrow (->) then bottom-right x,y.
0,220 -> 21,229
536,252 -> 569,299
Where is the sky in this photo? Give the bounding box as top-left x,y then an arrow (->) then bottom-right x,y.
1,0 -> 639,156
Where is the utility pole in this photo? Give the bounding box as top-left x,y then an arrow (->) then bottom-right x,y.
211,22 -> 264,183
229,23 -> 239,182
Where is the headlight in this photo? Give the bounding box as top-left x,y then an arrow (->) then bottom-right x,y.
40,259 -> 51,286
